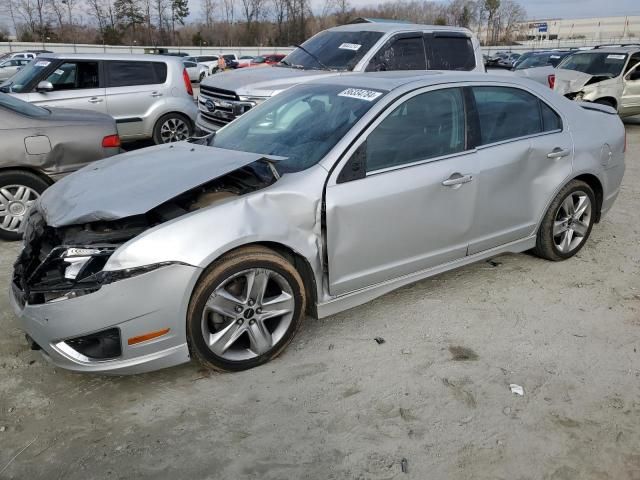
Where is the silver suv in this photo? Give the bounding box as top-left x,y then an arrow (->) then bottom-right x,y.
0,54 -> 198,144
554,46 -> 640,117
196,22 -> 483,132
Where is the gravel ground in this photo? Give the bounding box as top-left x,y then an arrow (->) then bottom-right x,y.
0,121 -> 639,480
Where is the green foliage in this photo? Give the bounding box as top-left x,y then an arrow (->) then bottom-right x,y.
171,0 -> 190,26
114,0 -> 144,30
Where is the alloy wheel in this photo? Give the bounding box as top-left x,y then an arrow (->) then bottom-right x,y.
201,268 -> 296,361
553,190 -> 592,254
159,117 -> 190,143
0,185 -> 39,233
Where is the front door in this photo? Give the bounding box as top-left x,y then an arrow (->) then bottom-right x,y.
325,87 -> 478,296
28,60 -> 106,114
620,62 -> 640,117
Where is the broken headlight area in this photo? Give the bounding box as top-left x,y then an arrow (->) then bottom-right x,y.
565,91 -> 585,101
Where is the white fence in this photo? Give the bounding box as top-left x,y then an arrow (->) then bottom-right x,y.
3,37 -> 640,57
0,41 -> 295,57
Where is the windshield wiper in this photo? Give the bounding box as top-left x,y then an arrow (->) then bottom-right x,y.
291,44 -> 333,71
277,59 -> 305,70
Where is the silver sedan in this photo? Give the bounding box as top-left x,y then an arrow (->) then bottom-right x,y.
11,72 -> 625,374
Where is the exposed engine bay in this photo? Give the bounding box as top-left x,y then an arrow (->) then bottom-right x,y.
13,162 -> 276,306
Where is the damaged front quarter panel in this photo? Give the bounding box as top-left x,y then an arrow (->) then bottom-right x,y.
102,165 -> 327,300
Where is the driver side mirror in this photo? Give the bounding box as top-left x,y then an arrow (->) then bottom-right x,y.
36,80 -> 53,92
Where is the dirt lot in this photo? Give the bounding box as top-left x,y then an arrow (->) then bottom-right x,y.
1,122 -> 639,480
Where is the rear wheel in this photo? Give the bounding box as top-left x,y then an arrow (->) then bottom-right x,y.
153,113 -> 193,144
534,180 -> 596,261
199,71 -> 206,82
187,246 -> 306,372
0,171 -> 49,241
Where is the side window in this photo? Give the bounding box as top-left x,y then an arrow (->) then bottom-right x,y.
365,88 -> 465,172
366,35 -> 426,72
105,61 -> 166,87
540,101 -> 562,132
184,61 -> 197,68
625,54 -> 640,74
426,35 -> 475,70
45,61 -> 99,90
472,86 -> 546,145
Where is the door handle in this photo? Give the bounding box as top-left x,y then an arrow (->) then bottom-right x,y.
151,91 -> 163,97
88,97 -> 103,103
442,173 -> 473,187
547,147 -> 571,159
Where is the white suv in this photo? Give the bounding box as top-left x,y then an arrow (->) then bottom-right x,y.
0,53 -> 198,144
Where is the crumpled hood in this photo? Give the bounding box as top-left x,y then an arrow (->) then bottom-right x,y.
203,66 -> 340,96
554,69 -> 597,95
38,142 -> 276,227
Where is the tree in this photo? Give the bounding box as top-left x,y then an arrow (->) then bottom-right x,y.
114,0 -> 144,35
170,0 -> 189,42
484,0 -> 500,44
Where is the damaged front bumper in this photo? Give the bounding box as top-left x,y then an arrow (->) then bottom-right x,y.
11,262 -> 200,374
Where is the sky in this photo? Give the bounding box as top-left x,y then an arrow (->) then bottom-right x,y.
2,0 -> 640,36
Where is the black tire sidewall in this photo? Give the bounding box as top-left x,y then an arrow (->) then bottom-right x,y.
152,113 -> 194,145
188,255 -> 305,372
540,181 -> 596,260
0,171 -> 50,241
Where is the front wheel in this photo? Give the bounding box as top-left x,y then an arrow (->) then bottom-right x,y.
187,246 -> 306,372
153,113 -> 193,144
0,171 -> 49,241
534,180 -> 596,261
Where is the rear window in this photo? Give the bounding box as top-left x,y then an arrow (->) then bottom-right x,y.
427,35 -> 475,70
105,61 -> 167,87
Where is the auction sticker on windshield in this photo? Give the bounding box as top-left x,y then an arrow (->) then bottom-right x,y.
338,88 -> 383,101
339,43 -> 362,51
607,54 -> 626,60
34,61 -> 50,67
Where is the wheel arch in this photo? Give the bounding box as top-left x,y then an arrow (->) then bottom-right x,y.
593,97 -> 618,110
573,173 -> 604,222
0,166 -> 54,186
193,241 -> 319,318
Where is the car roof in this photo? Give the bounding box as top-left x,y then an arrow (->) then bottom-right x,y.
306,71 -> 530,92
37,53 -> 185,63
327,22 -> 472,35
574,47 -> 640,54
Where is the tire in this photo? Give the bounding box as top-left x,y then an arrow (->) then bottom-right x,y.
199,71 -> 206,82
187,245 -> 306,372
534,180 -> 596,261
152,113 -> 194,144
0,171 -> 50,241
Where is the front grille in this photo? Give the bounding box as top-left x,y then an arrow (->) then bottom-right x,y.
198,84 -> 254,127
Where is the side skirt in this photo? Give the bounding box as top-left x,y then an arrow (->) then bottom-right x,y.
316,236 -> 536,318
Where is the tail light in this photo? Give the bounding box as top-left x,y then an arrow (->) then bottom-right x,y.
547,74 -> 556,89
102,134 -> 121,148
183,68 -> 193,97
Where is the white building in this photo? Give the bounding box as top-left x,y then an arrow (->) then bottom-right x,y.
522,16 -> 640,44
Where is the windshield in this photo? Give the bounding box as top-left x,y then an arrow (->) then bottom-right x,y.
0,58 -> 51,93
281,30 -> 384,71
558,52 -> 628,77
0,92 -> 49,116
209,84 -> 386,174
515,53 -> 554,70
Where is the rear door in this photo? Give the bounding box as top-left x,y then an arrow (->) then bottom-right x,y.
325,86 -> 479,295
424,32 -> 476,71
467,85 -> 573,254
29,60 -> 106,114
104,60 -> 168,139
